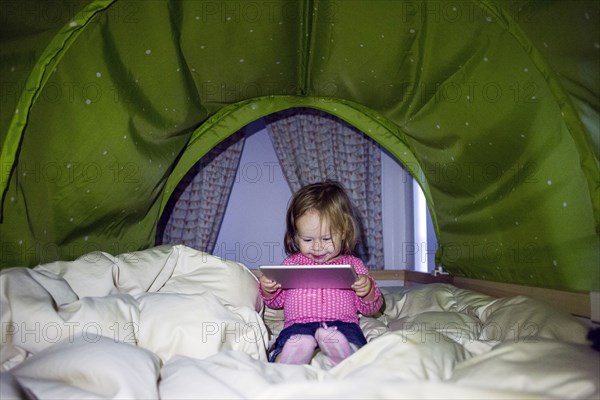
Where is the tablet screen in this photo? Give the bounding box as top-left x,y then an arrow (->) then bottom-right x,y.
259,264 -> 358,289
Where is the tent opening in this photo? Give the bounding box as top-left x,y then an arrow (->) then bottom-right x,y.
157,108 -> 437,271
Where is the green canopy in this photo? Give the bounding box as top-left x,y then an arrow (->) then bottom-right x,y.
1,0 -> 598,292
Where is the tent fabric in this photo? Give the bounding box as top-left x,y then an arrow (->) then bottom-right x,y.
0,0 -> 598,292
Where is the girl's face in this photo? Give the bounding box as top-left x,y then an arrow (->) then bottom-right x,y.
295,209 -> 342,263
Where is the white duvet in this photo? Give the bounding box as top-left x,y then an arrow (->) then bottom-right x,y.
1,245 -> 598,399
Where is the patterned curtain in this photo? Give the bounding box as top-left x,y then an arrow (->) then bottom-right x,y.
264,108 -> 384,270
157,131 -> 245,253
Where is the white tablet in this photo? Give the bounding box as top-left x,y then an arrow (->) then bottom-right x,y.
259,264 -> 358,289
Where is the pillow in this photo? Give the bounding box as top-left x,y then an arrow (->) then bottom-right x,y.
38,244 -> 262,311
0,371 -> 25,399
36,244 -> 182,297
450,339 -> 599,399
262,306 -> 285,347
476,296 -> 590,344
381,284 -> 494,320
158,245 -> 262,312
35,244 -> 262,312
359,314 -> 390,342
333,330 -> 468,381
1,269 -> 138,368
57,294 -> 140,344
10,336 -> 160,399
387,311 -> 482,347
136,291 -> 269,364
159,352 -> 323,399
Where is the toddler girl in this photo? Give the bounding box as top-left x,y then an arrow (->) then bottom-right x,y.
259,181 -> 383,365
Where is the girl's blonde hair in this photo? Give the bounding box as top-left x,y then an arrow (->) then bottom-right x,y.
284,181 -> 358,255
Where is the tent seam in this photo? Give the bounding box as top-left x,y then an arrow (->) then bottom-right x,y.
0,0 -> 117,219
476,0 -> 600,231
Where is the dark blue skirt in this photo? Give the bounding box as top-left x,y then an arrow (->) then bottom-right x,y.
269,320 -> 367,362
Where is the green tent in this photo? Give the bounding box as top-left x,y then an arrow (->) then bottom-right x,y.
1,0 -> 598,292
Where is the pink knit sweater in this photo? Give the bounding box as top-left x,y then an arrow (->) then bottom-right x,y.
260,253 -> 383,328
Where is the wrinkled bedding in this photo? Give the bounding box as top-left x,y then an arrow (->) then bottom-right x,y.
1,245 -> 598,399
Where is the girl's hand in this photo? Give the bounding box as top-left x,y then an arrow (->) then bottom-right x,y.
260,274 -> 281,298
352,274 -> 373,298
